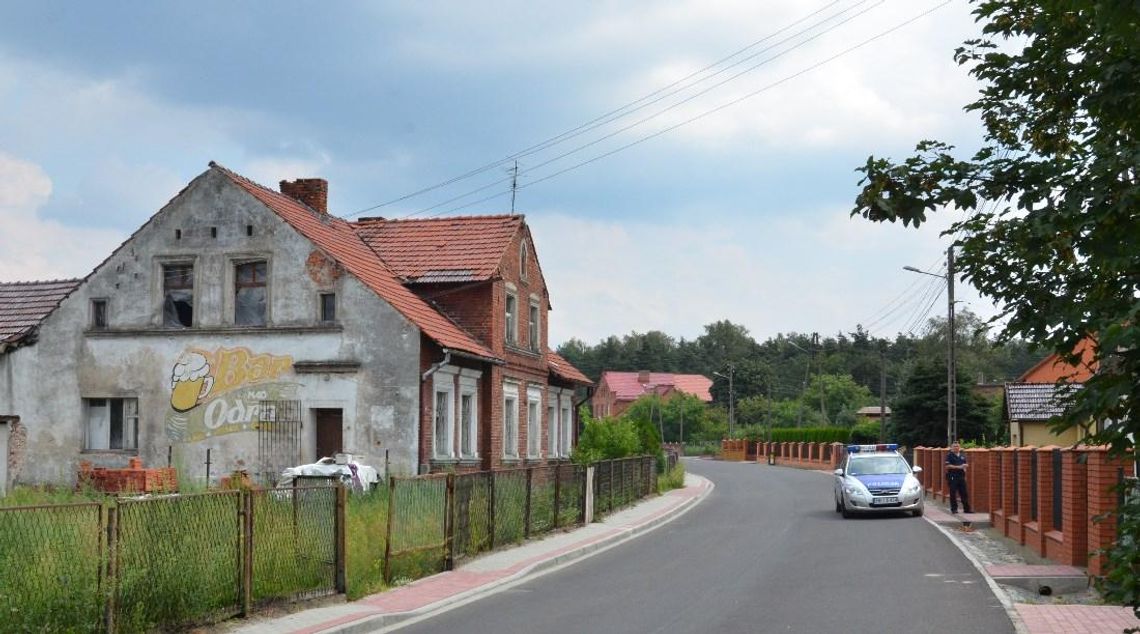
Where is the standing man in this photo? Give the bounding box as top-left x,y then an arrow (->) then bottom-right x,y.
945,441 -> 971,514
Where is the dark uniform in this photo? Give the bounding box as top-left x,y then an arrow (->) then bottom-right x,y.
945,450 -> 971,513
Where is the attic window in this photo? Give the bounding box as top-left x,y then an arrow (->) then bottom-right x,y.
175,229 -> 182,240
210,227 -> 218,238
91,299 -> 108,330
246,225 -> 254,237
520,240 -> 529,281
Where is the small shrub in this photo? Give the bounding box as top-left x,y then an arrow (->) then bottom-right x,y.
657,461 -> 686,493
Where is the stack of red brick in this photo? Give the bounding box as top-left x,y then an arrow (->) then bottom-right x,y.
78,457 -> 178,494
913,445 -> 1131,575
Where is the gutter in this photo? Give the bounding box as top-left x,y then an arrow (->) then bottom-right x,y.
422,350 -> 452,382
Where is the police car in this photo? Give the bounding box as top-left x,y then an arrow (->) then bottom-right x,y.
833,444 -> 924,518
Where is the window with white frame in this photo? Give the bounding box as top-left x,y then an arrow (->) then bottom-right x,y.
528,298 -> 540,352
459,371 -> 479,458
503,382 -> 519,458
433,368 -> 457,459
547,399 -> 558,458
561,400 -> 573,457
526,386 -> 542,458
505,291 -> 518,345
84,398 -> 139,451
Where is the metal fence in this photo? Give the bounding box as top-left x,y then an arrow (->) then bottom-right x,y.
0,485 -> 344,633
382,458 -> 651,584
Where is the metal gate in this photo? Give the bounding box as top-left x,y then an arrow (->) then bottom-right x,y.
258,400 -> 302,485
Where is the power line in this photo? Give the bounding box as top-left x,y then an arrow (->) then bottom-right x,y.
345,1 -> 862,217
419,0 -> 953,219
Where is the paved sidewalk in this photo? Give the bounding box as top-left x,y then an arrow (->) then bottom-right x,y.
226,474 -> 713,634
924,497 -> 1140,634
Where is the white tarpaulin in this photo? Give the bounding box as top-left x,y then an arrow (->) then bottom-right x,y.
276,457 -> 381,492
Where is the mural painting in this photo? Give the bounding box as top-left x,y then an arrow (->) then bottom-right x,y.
165,347 -> 296,442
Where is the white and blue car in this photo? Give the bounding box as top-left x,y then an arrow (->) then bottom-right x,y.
834,444 -> 924,518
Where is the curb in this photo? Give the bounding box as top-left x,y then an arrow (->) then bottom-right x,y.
924,510 -> 1030,634
321,475 -> 715,634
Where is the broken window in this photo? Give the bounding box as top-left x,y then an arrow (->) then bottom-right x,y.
162,263 -> 194,327
84,398 -> 138,451
319,292 -> 337,323
91,299 -> 108,330
235,260 -> 267,326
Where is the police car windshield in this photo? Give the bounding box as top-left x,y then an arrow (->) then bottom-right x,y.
847,455 -> 909,476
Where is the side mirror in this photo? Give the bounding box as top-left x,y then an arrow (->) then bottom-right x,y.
912,466 -> 923,474
833,468 -> 844,477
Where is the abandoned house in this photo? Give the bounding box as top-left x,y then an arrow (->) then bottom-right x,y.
0,162 -> 592,490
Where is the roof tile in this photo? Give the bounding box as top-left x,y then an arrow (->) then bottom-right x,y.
546,351 -> 593,385
352,216 -> 522,282
0,280 -> 82,344
601,371 -> 713,402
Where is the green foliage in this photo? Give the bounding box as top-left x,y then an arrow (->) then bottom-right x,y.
657,461 -> 686,493
851,2 -> 1140,615
890,355 -> 997,448
800,373 -> 875,426
848,420 -> 883,444
571,407 -> 642,465
767,427 -> 851,444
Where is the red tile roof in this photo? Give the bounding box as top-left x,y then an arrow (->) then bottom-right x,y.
601,371 -> 713,402
546,351 -> 593,385
0,279 -> 82,345
352,215 -> 523,283
211,163 -> 498,362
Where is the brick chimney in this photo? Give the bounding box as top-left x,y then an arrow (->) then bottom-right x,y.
638,370 -> 651,384
279,178 -> 328,214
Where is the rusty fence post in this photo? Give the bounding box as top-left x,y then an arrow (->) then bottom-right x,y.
488,471 -> 497,551
103,503 -> 119,634
524,468 -> 533,540
242,490 -> 253,617
553,464 -> 562,530
444,474 -> 456,571
383,476 -> 396,585
335,484 -> 347,593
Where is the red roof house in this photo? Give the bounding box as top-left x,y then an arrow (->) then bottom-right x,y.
591,370 -> 713,418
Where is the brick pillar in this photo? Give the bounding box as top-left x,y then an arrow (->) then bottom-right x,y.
913,447 -> 926,490
932,448 -> 945,501
1034,446 -> 1058,558
796,442 -> 805,463
1060,448 -> 1088,566
966,448 -> 989,513
1086,448 -> 1126,576
1015,446 -> 1036,546
1000,448 -> 1017,540
989,449 -> 1004,532
923,448 -> 935,495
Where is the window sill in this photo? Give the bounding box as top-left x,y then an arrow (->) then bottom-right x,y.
81,449 -> 140,455
85,324 -> 343,337
504,344 -> 542,357
501,457 -> 521,465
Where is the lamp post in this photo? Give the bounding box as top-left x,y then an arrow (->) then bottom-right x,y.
903,246 -> 957,446
713,364 -> 735,436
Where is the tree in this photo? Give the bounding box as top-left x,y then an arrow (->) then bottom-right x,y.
890,355 -> 997,449
850,2 -> 1139,611
799,374 -> 875,427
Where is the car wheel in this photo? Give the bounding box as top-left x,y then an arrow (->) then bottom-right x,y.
913,505 -> 924,518
835,495 -> 842,513
841,501 -> 852,519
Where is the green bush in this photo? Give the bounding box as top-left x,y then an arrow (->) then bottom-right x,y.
767,427 -> 851,444
848,420 -> 882,444
657,461 -> 686,493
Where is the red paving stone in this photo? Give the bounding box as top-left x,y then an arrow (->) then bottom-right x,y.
1016,604 -> 1140,633
987,564 -> 1086,578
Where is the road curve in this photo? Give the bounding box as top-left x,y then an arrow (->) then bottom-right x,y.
390,458 -> 1015,634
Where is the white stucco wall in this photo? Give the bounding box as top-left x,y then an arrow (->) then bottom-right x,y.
0,169 -> 424,485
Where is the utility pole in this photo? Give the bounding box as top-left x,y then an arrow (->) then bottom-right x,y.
879,344 -> 888,443
509,161 -> 519,214
813,332 -> 828,424
947,246 -> 957,445
727,363 -> 735,436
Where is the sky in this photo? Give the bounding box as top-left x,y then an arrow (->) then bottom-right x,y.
0,0 -> 1002,347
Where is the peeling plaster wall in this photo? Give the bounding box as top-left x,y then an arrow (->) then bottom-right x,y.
0,169 -> 422,486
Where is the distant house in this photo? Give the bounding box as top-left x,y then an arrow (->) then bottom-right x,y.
1004,338 -> 1097,447
855,406 -> 891,420
591,371 -> 713,418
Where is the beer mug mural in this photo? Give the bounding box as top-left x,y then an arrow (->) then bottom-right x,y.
170,352 -> 214,412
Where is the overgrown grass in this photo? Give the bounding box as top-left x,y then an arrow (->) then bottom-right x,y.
658,461 -> 686,493
346,488 -> 389,600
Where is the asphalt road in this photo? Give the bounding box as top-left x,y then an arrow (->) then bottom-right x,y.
391,459 -> 1015,634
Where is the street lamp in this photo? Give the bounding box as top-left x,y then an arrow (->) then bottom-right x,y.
903,246 -> 957,446
713,364 -> 735,437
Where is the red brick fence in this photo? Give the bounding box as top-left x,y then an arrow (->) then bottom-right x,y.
719,440 -> 846,470
913,445 -> 1132,575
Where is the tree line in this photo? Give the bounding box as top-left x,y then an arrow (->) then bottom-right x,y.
558,309 -> 1041,445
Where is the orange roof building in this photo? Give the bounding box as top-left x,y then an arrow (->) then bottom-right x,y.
591,370 -> 713,418
0,163 -> 591,487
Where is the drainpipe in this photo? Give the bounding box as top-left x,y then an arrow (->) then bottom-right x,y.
422,350 -> 452,382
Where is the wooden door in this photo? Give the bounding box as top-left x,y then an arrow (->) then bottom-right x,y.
315,408 -> 343,460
